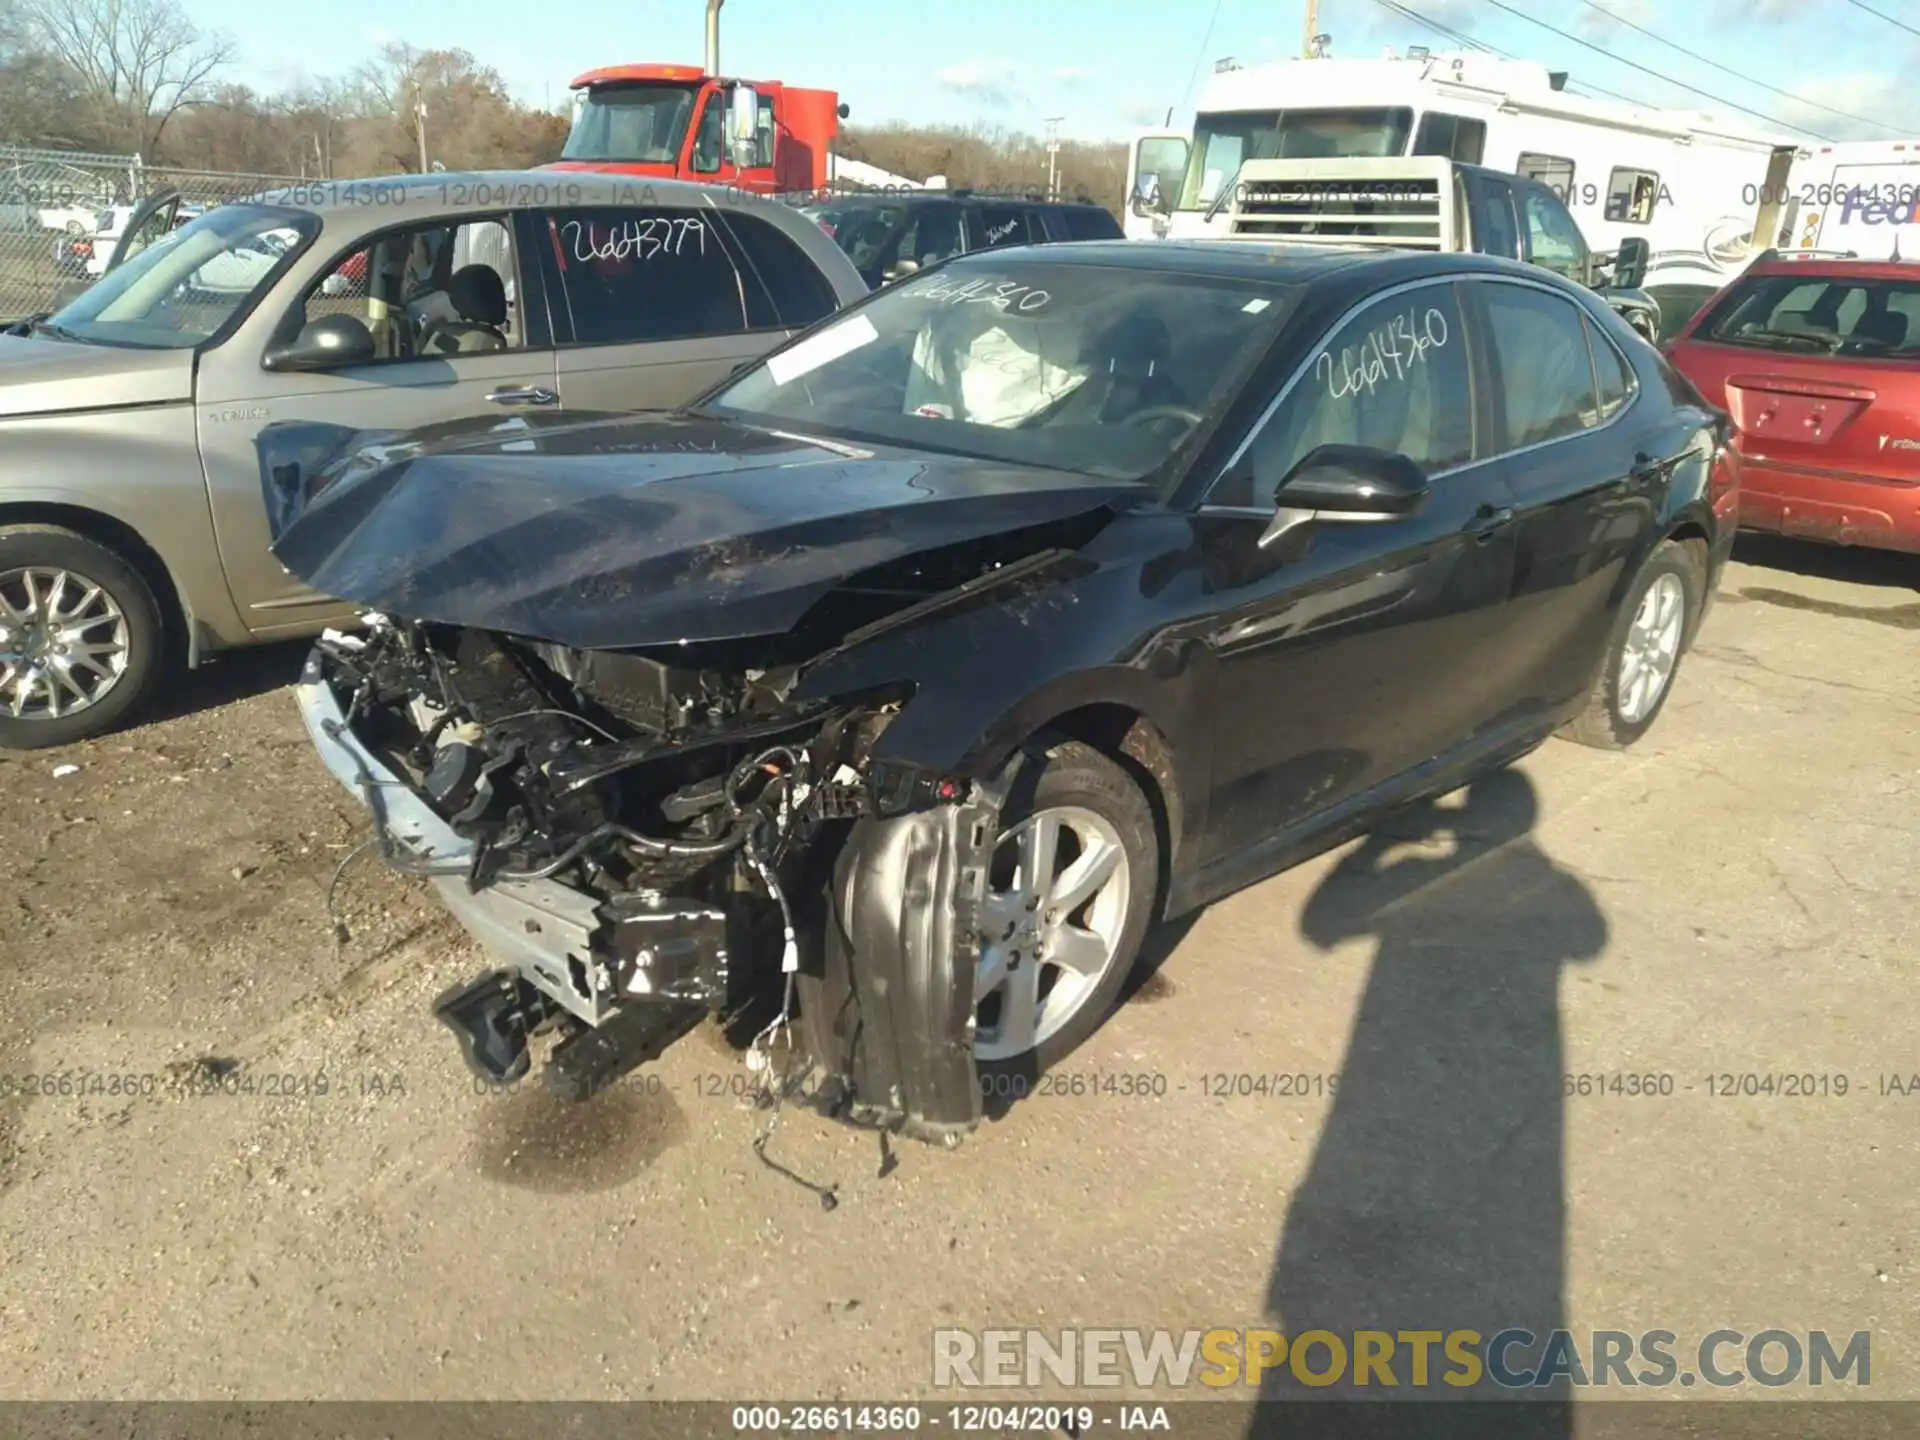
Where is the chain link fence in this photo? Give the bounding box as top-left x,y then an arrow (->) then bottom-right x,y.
0,145 -> 308,319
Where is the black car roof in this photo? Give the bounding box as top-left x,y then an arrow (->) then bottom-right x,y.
817,190 -> 1110,211
940,239 -> 1552,288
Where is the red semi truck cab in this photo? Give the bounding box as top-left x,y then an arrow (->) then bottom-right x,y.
548,64 -> 844,195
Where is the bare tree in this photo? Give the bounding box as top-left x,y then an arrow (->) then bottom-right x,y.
17,0 -> 234,154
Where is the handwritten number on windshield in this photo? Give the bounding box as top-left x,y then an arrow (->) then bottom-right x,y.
561,216 -> 707,263
1315,306 -> 1449,400
908,276 -> 1051,312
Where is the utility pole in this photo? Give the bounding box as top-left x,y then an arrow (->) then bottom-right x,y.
1301,0 -> 1319,57
414,83 -> 429,172
1044,116 -> 1063,201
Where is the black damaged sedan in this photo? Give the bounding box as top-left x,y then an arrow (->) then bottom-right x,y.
279,240 -> 1734,1140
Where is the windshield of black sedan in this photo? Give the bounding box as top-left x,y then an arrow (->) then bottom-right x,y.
45,203 -> 314,348
707,262 -> 1299,479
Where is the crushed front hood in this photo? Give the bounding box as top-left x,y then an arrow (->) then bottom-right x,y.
265,411 -> 1134,650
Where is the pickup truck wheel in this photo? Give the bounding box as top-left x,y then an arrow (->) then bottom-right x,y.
974,738 -> 1158,1080
1559,539 -> 1699,750
0,524 -> 163,750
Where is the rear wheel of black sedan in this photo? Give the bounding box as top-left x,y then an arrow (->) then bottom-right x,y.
972,738 -> 1159,1082
0,524 -> 164,750
1560,538 -> 1701,751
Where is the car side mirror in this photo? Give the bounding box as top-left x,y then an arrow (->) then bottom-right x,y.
1261,443 -> 1429,548
263,314 -> 376,372
1611,236 -> 1650,291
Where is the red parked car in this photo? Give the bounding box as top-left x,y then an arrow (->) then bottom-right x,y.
1666,254 -> 1920,553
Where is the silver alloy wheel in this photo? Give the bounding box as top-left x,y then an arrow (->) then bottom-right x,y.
974,804 -> 1131,1063
0,566 -> 131,720
1618,571 -> 1685,724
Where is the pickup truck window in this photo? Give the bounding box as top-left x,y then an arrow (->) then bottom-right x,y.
1467,173 -> 1520,260
1605,168 -> 1661,224
1521,185 -> 1589,281
1413,113 -> 1487,164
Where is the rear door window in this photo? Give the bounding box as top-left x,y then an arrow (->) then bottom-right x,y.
893,204 -> 964,270
1480,282 -> 1603,449
723,212 -> 840,329
542,206 -> 748,344
1584,314 -> 1637,421
1059,206 -> 1124,241
975,204 -> 1038,248
1701,274 -> 1920,357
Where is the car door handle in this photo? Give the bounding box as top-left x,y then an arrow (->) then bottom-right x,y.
487,386 -> 558,407
1470,504 -> 1514,538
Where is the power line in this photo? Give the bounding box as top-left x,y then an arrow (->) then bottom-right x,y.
1842,0 -> 1920,42
1368,0 -> 1509,56
1472,0 -> 1833,141
1177,0 -> 1229,118
1574,0 -> 1906,136
1367,0 -> 1686,112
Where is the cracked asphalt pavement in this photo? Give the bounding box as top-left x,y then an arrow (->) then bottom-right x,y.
0,534 -> 1914,1403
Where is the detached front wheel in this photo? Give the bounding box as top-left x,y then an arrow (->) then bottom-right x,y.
973,738 -> 1158,1079
0,525 -> 163,750
1561,539 -> 1700,750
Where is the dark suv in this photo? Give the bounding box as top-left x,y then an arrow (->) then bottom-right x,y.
800,189 -> 1123,288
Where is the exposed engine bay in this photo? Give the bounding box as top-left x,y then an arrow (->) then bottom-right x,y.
312,609 -> 898,1077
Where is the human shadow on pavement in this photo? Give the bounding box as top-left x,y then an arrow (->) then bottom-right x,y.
1249,767 -> 1607,1440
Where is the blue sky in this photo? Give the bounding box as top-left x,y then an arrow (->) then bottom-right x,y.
197,0 -> 1920,145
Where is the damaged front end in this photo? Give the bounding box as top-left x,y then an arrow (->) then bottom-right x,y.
275,410 -> 1135,1139
301,615 -> 994,1132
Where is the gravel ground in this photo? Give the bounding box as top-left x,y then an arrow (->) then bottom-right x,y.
0,534 -> 1915,1407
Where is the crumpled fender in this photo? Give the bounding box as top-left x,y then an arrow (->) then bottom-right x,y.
799,778 -> 1004,1141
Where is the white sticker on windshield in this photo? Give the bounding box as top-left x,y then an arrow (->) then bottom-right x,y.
1242,297 -> 1272,313
766,314 -> 879,386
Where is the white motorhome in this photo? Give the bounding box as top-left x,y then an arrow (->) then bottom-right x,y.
1126,49 -> 1799,335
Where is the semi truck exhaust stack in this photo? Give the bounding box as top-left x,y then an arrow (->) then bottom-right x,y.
706,0 -> 724,75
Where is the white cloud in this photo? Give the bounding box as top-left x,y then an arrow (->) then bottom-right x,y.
936,57 -> 1022,106
1051,65 -> 1093,83
1571,0 -> 1654,44
1719,0 -> 1821,19
1773,71 -> 1917,142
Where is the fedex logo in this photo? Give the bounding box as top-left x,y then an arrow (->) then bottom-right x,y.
1838,187 -> 1920,226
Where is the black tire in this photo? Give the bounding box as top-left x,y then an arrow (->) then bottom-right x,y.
1559,538 -> 1701,750
975,736 -> 1159,1085
0,524 -> 164,751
